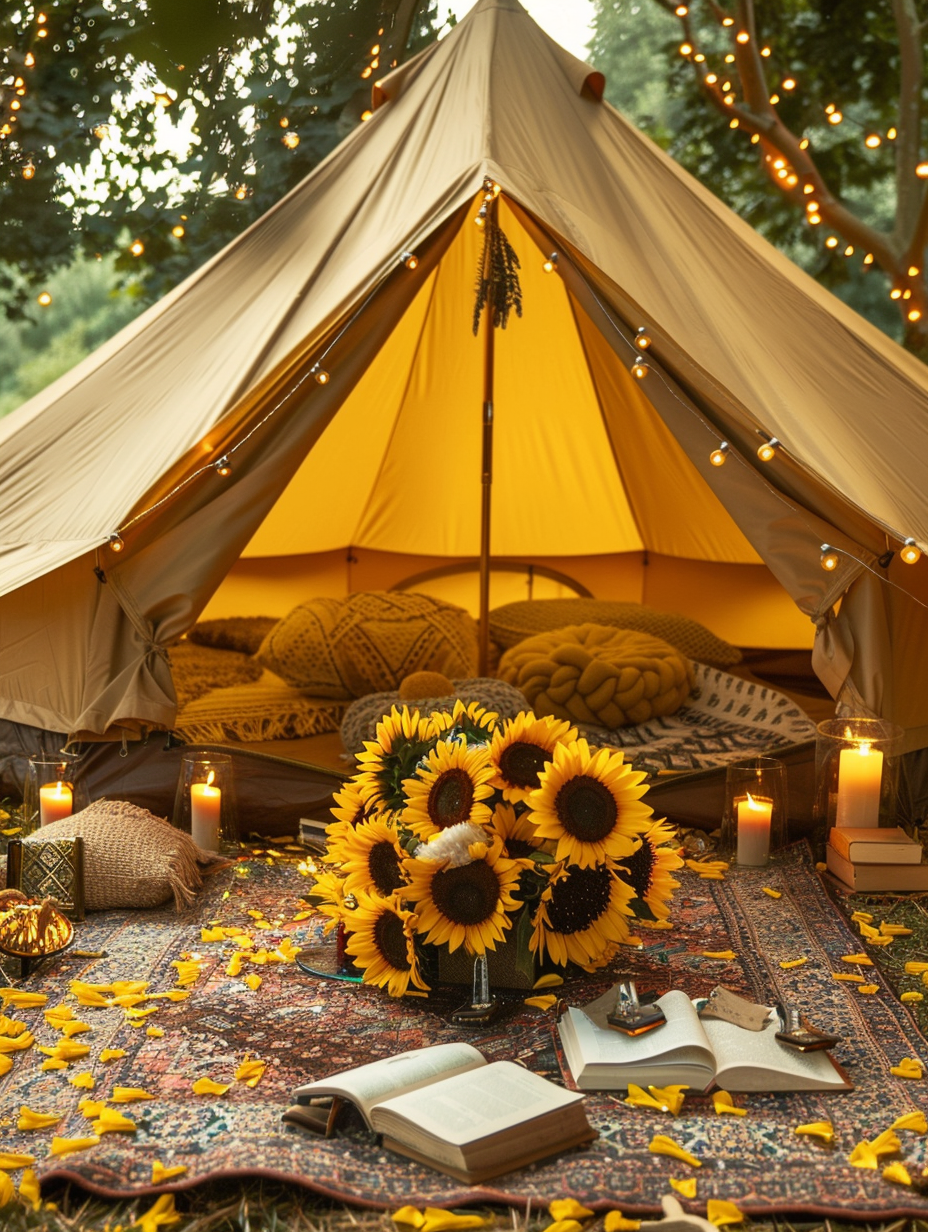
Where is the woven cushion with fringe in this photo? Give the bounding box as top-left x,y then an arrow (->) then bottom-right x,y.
340,677 -> 528,755
498,624 -> 694,729
489,598 -> 742,669
186,616 -> 278,656
25,801 -> 228,912
256,591 -> 479,699
175,679 -> 346,744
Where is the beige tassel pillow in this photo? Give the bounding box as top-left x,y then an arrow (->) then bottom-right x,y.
28,800 -> 228,912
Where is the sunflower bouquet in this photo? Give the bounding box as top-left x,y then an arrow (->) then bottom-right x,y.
314,701 -> 683,997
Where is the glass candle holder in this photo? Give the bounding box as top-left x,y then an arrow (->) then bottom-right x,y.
815,718 -> 903,832
173,752 -> 237,852
720,756 -> 788,867
23,752 -> 89,833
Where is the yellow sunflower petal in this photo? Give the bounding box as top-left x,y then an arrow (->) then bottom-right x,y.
147,1027 -> 165,1038
712,1090 -> 746,1117
779,958 -> 807,969
68,1072 -> 95,1089
841,953 -> 873,965
92,1108 -> 137,1134
543,1223 -> 583,1232
0,1031 -> 34,1053
524,994 -> 557,1010
669,1178 -> 697,1198
0,1173 -> 13,1206
833,973 -> 865,983
17,1107 -> 63,1130
892,1111 -> 927,1133
794,1122 -> 835,1144
707,1200 -> 744,1227
701,951 -> 736,960
243,974 -> 262,991
111,1087 -> 155,1102
40,1059 -> 68,1071
133,1192 -> 182,1231
152,1161 -> 188,1184
100,1048 -> 127,1062
391,1207 -> 426,1227
604,1216 -> 641,1232
848,1142 -> 879,1169
761,888 -> 782,898
649,1134 -> 701,1166
871,1129 -> 902,1156
0,991 -> 47,1008
882,1162 -> 912,1186
79,1101 -> 106,1119
0,1151 -> 36,1169
905,962 -> 928,974
548,1200 -> 595,1221
533,974 -> 564,989
858,984 -> 880,995
18,1168 -> 40,1208
891,1058 -> 924,1079
419,1210 -> 494,1232
901,992 -> 924,1003
192,1077 -> 230,1096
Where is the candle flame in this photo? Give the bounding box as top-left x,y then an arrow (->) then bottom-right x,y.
858,742 -> 872,756
745,791 -> 755,807
206,770 -> 215,787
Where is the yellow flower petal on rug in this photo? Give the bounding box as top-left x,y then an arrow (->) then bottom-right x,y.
0,1151 -> 35,1169
19,1168 -> 40,1208
891,1058 -> 924,1079
0,1172 -> 13,1205
170,960 -> 205,986
832,973 -> 865,983
92,1108 -> 137,1134
882,1162 -> 912,1186
625,1084 -> 666,1113
0,1014 -> 27,1035
40,1041 -> 90,1061
110,981 -> 149,997
524,995 -> 557,1010
100,1049 -> 127,1062
111,1087 -> 155,1103
858,922 -> 881,939
548,1200 -> 594,1221
0,991 -> 47,1008
111,994 -> 149,1008
0,1031 -> 33,1053
669,1179 -> 697,1198
125,1005 -> 160,1020
701,951 -> 736,961
841,953 -> 873,965
79,1101 -> 106,1119
234,1059 -> 266,1087
867,937 -> 894,947
848,1142 -> 879,1169
292,911 -> 312,922
901,992 -> 924,1003
147,1027 -> 165,1038
905,962 -> 928,974
880,924 -> 912,936
148,991 -> 190,1002
698,873 -> 725,880
17,1107 -> 63,1130
707,1200 -> 744,1226
43,1004 -> 73,1022
226,953 -> 245,977
851,911 -> 874,923
0,1056 -> 12,1077
649,1134 -> 701,1167
60,1020 -> 93,1037
419,1209 -> 494,1232
243,974 -> 262,991
68,980 -> 113,995
891,1111 -> 927,1133
151,1161 -> 188,1184
40,1059 -> 67,1071
761,888 -> 782,899
233,934 -> 255,950
712,1090 -> 746,1117
779,958 -> 807,969
871,1129 -> 902,1156
857,985 -> 880,995
132,1192 -> 182,1231
200,927 -> 225,942
794,1122 -> 835,1144
533,974 -> 564,989
391,1206 -> 426,1227
815,862 -> 827,872
625,1084 -> 687,1115
192,1077 -> 230,1096
604,1214 -> 640,1232
68,1073 -> 95,1089
275,938 -> 300,962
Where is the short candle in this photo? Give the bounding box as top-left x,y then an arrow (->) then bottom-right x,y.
39,780 -> 73,826
190,770 -> 222,852
736,792 -> 772,866
836,740 -> 883,828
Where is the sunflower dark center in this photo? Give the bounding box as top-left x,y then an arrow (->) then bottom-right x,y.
368,841 -> 404,895
546,864 -> 613,934
554,775 -> 617,842
428,768 -> 475,828
374,910 -> 411,971
505,837 -> 539,860
430,861 -> 499,925
622,838 -> 656,898
499,741 -> 550,790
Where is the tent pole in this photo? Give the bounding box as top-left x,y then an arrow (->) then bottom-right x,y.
478,289 -> 495,676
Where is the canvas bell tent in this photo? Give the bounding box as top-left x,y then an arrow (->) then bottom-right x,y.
2,0 -> 928,757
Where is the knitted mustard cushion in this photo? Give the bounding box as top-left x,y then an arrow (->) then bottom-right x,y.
498,624 -> 694,728
488,598 -> 741,669
256,591 -> 478,699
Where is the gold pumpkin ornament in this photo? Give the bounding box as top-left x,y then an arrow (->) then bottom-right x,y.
0,890 -> 74,957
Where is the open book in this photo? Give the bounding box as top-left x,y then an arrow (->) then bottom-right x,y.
558,989 -> 851,1093
286,1042 -> 595,1182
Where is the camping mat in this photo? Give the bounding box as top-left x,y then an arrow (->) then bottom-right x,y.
3,844 -> 928,1218
581,663 -> 818,774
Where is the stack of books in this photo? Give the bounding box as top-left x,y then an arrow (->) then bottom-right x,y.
825,826 -> 928,890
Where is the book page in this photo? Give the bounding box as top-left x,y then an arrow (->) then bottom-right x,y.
372,1060 -> 583,1147
292,1042 -> 487,1123
704,1016 -> 850,1091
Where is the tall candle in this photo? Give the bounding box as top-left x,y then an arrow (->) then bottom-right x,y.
836,741 -> 883,828
737,792 -> 772,866
190,771 -> 222,852
39,780 -> 72,826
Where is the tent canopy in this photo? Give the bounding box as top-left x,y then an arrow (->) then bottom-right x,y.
2,0 -> 928,745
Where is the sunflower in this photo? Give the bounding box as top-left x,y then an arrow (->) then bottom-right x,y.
488,712 -> 578,803
526,739 -> 652,868
429,698 -> 498,744
354,706 -> 433,812
326,816 -> 408,898
401,739 -> 495,839
488,802 -> 549,861
620,819 -> 683,921
403,833 -> 523,954
310,869 -> 353,934
343,890 -> 430,997
327,779 -> 368,840
530,861 -> 635,967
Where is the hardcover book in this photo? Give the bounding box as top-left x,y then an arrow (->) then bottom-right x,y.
829,826 -> 923,865
826,843 -> 928,891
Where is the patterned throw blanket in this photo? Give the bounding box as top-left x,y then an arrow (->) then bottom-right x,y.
3,846 -> 926,1218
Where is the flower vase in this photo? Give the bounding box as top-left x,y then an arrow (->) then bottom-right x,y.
437,904 -> 537,989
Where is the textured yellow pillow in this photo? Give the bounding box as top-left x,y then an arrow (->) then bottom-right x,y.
256,591 -> 478,699
489,598 -> 741,669
498,623 -> 694,728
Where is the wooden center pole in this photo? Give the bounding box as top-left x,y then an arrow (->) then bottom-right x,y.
478,240 -> 496,677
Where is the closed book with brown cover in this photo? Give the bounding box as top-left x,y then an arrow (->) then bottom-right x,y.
829,827 -> 923,865
826,844 -> 928,891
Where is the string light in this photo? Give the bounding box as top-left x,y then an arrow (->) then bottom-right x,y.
279,117 -> 289,128
705,73 -> 718,85
844,245 -> 854,256
803,183 -> 815,194
757,437 -> 780,462
887,127 -> 898,140
735,30 -> 749,43
108,533 -> 125,553
22,161 -> 35,179
901,539 -> 922,565
36,291 -> 51,306
769,94 -> 780,105
311,364 -> 330,385
721,15 -> 734,25
282,132 -> 300,149
916,162 -> 928,179
820,544 -> 839,571
709,442 -> 729,467
908,309 -> 922,322
360,110 -> 372,122
675,4 -> 688,13
825,236 -> 838,248
909,265 -> 920,276
475,203 -> 487,228
130,240 -> 144,256
630,358 -> 649,380
729,118 -> 739,129
799,137 -> 810,150
865,134 -> 881,148
172,224 -> 185,238
807,213 -> 821,224
401,251 -> 418,270
750,133 -> 760,145
760,46 -> 771,57
828,111 -> 843,125
214,456 -> 232,477
863,253 -> 874,265
724,53 -> 735,63
891,288 -> 903,299
782,78 -> 796,90
542,253 -> 558,273
635,326 -> 651,350
234,185 -> 248,200
679,42 -> 693,56
24,52 -> 35,67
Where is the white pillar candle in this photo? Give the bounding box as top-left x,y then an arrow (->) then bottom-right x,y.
190,771 -> 222,852
39,780 -> 72,826
737,792 -> 772,866
836,741 -> 883,828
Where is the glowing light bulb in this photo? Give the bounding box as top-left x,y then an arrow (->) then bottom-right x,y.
825,236 -> 838,249
916,162 -> 928,179
724,53 -> 735,64
820,545 -> 839,571
360,66 -> 372,79
904,289 -> 913,299
172,225 -> 185,238
234,185 -> 248,200
908,308 -> 922,322
679,42 -> 693,56
631,358 -> 649,380
709,442 -> 729,467
729,118 -> 739,128
760,46 -> 771,56
825,104 -> 835,114
24,52 -> 35,67
282,132 -> 300,149
799,137 -> 810,150
371,43 -> 380,55
901,539 -> 922,565
279,117 -> 289,127
214,456 -> 232,477
909,266 -> 920,276
37,11 -> 47,22
10,100 -> 20,110
750,133 -> 760,144
803,183 -> 815,194
36,291 -> 51,306
37,27 -> 47,37
757,437 -> 779,462
769,93 -> 780,105
401,251 -> 418,270
635,326 -> 651,350
782,78 -> 796,90
130,240 -> 144,256
705,73 -> 718,85
828,111 -> 843,125
312,364 -> 330,385
736,30 -> 749,43
808,213 -> 821,225
675,4 -> 688,13
887,127 -> 898,140
108,533 -> 125,553
542,252 -> 557,273
773,159 -> 785,169
863,253 -> 874,265
360,110 -> 372,122
694,53 -> 705,63
722,16 -> 734,25
806,200 -> 818,212
891,288 -> 903,300
22,161 -> 35,179
844,245 -> 854,256
865,134 -> 881,148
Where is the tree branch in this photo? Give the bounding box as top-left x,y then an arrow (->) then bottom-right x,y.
891,0 -> 925,246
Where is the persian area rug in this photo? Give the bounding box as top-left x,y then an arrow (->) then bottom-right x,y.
3,844 -> 928,1218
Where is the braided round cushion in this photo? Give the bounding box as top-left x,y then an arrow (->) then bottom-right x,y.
498,623 -> 694,729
